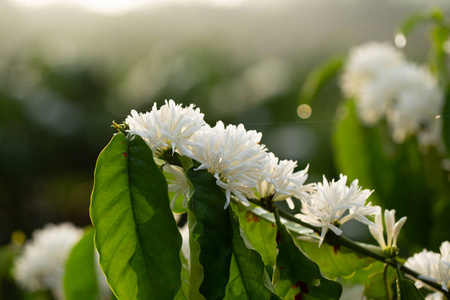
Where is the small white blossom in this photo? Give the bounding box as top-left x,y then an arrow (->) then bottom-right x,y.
405,241 -> 450,292
190,121 -> 268,208
14,223 -> 84,299
255,152 -> 313,208
341,42 -> 405,99
126,99 -> 205,158
369,209 -> 407,252
297,174 -> 377,247
163,163 -> 190,210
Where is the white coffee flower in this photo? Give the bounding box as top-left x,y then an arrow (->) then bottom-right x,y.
163,163 -> 190,210
405,242 -> 450,292
386,63 -> 444,148
190,121 -> 268,208
341,41 -> 405,99
14,223 -> 84,299
297,174 -> 377,247
255,152 -> 313,208
126,99 -> 205,158
369,209 -> 407,252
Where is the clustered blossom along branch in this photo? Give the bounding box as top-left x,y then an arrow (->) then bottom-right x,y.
124,99 -> 449,297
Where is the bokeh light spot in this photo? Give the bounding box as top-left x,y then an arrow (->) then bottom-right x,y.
297,104 -> 312,119
395,33 -> 406,48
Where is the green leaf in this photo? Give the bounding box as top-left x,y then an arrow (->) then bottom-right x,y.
332,101 -> 379,196
442,90 -> 450,156
299,55 -> 345,105
231,204 -> 277,268
224,210 -> 281,300
274,211 -> 342,300
396,7 -> 443,37
90,133 -> 182,300
174,252 -> 190,300
363,265 -> 396,300
187,167 -> 233,300
396,265 -> 424,300
294,240 -> 375,280
64,229 -> 99,300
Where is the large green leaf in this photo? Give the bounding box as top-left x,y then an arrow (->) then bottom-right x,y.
224,210 -> 280,300
90,133 -> 182,300
64,229 -> 99,300
294,240 -> 375,280
187,167 -> 233,300
274,213 -> 342,299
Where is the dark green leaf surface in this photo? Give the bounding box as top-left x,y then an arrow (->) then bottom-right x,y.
274,213 -> 342,300
64,229 -> 99,300
90,133 -> 182,300
187,167 -> 233,300
224,210 -> 280,300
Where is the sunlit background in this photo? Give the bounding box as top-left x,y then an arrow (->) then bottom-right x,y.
1,0 -> 449,282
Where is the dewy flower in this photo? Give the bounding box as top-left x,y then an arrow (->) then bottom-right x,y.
190,121 -> 268,208
405,241 -> 450,292
341,42 -> 405,100
297,174 -> 377,247
368,209 -> 407,253
255,152 -> 313,208
14,223 -> 84,299
126,99 -> 205,158
163,163 -> 191,209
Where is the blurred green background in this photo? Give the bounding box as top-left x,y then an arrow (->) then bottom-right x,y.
0,0 -> 448,254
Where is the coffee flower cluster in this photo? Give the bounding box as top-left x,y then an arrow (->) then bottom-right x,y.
405,241 -> 450,296
125,100 -> 397,247
341,42 -> 444,149
14,223 -> 110,300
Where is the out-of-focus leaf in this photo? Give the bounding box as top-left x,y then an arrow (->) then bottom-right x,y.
274,213 -> 342,299
442,91 -> 450,156
224,210 -> 280,299
363,265 -> 396,300
299,55 -> 345,105
187,167 -> 232,300
90,133 -> 182,300
332,101 -> 381,201
64,229 -> 98,300
294,239 -> 375,280
397,7 -> 443,37
396,265 -> 425,300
